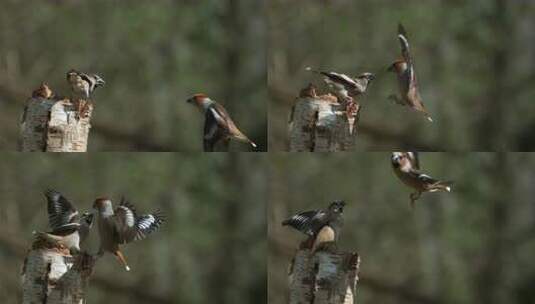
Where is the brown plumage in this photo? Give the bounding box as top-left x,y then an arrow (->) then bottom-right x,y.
187,93 -> 257,151
93,197 -> 165,271
388,23 -> 433,122
391,152 -> 453,208
32,83 -> 53,99
282,200 -> 345,253
299,83 -> 318,98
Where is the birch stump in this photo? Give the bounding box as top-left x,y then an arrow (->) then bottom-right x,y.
21,238 -> 94,304
288,248 -> 360,304
20,93 -> 93,152
289,90 -> 359,152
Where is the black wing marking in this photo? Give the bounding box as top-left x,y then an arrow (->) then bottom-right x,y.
203,108 -> 226,152
114,198 -> 165,244
321,72 -> 357,89
282,209 -> 329,236
417,173 -> 438,184
44,189 -> 79,230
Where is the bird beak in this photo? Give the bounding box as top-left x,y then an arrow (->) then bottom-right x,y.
387,65 -> 395,72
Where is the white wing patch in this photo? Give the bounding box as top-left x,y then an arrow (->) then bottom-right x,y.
210,107 -> 225,123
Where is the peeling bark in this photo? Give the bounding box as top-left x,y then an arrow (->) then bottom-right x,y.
288,95 -> 358,152
21,239 -> 94,304
288,248 -> 360,304
20,97 -> 93,152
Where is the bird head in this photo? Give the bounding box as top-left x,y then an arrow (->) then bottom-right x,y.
391,152 -> 404,168
66,69 -> 79,80
328,200 -> 346,214
356,72 -> 375,82
93,197 -> 113,215
388,60 -> 407,73
187,93 -> 213,110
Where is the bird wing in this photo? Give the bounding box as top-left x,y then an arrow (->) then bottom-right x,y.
44,189 -> 80,230
282,209 -> 329,236
416,172 -> 439,184
321,72 -> 358,90
398,23 -> 427,112
407,152 -> 420,170
210,103 -> 250,141
113,198 -> 165,244
398,23 -> 414,83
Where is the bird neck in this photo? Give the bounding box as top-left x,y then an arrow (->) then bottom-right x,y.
200,99 -> 216,112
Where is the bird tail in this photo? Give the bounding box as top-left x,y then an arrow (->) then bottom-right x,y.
114,250 -> 131,271
233,132 -> 257,149
430,181 -> 454,192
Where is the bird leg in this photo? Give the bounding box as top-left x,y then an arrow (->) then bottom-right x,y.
345,97 -> 359,135
114,250 -> 131,271
409,191 -> 422,208
79,100 -> 92,118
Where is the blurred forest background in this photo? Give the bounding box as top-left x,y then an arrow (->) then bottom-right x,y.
0,153 -> 266,303
0,0 -> 267,151
269,0 -> 535,151
269,153 -> 535,304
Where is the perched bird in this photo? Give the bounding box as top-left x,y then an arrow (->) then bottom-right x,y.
388,24 -> 432,122
93,197 -> 165,271
66,69 -> 105,100
33,189 -> 94,253
306,68 -> 374,135
31,82 -> 54,99
186,93 -> 257,152
391,152 -> 453,208
306,67 -> 375,102
282,200 -> 345,252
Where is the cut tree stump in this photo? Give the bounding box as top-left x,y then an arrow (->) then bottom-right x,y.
288,93 -> 359,152
20,96 -> 93,152
21,239 -> 95,304
288,248 -> 360,304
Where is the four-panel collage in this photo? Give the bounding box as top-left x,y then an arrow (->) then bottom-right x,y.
1,1 -> 535,304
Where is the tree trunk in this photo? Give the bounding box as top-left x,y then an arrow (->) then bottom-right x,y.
288,95 -> 358,152
288,248 -> 360,304
21,240 -> 94,304
20,97 -> 93,152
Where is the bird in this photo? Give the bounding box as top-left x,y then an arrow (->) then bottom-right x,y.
66,69 -> 105,100
388,23 -> 433,122
33,189 -> 94,253
93,197 -> 165,271
186,93 -> 257,152
282,200 -> 345,253
391,152 -> 453,208
306,68 -> 374,135
31,82 -> 54,99
306,67 -> 375,102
